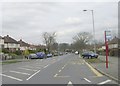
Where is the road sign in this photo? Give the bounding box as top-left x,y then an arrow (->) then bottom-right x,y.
105,30 -> 112,41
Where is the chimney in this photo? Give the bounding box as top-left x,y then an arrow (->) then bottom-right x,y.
7,35 -> 9,37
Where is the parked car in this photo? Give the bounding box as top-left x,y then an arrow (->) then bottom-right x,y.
82,51 -> 98,59
36,52 -> 46,59
53,52 -> 59,56
28,54 -> 38,59
47,53 -> 53,57
75,51 -> 79,55
59,52 -> 63,56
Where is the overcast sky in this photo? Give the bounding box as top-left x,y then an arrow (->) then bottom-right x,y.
0,0 -> 118,45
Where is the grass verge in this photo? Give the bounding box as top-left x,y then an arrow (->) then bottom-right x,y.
85,58 -> 106,63
0,60 -> 22,65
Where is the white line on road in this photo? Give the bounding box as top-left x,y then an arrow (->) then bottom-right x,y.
26,70 -> 41,80
84,78 -> 91,83
43,65 -> 49,68
62,64 -> 67,69
9,71 -> 30,75
62,67 -> 64,69
54,74 -> 58,77
98,80 -> 111,84
0,73 -> 23,81
59,70 -> 62,72
68,81 -> 72,84
19,67 -> 38,71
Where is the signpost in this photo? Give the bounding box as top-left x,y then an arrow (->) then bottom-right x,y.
104,30 -> 111,68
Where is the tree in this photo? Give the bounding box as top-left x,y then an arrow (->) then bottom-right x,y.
72,32 -> 92,52
42,32 -> 57,52
51,43 -> 58,51
59,43 -> 70,52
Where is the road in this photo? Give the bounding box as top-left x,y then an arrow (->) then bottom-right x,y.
1,54 -> 118,85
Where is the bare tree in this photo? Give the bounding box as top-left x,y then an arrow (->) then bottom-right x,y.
42,32 -> 56,52
72,32 -> 92,52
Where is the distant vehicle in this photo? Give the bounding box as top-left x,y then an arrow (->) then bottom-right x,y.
75,51 -> 79,55
65,52 -> 68,54
28,54 -> 38,59
82,51 -> 98,59
47,53 -> 52,57
59,52 -> 63,56
53,52 -> 59,56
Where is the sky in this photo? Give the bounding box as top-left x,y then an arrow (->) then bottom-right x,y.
0,0 -> 118,45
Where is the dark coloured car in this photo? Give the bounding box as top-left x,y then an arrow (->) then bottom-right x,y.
82,51 -> 98,59
29,52 -> 46,59
36,52 -> 46,59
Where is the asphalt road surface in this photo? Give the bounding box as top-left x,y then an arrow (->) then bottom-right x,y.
1,54 -> 118,85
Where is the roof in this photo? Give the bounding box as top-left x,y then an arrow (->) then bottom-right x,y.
3,35 -> 19,44
18,39 -> 30,47
108,37 -> 120,44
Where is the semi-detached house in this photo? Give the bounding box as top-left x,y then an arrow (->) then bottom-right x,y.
0,36 -> 4,50
3,35 -> 20,51
18,39 -> 30,51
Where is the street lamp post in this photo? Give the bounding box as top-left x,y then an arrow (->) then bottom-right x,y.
83,10 -> 96,53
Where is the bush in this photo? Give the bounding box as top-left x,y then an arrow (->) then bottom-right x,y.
109,49 -> 118,56
23,50 -> 29,55
14,50 -> 22,55
2,49 -> 9,54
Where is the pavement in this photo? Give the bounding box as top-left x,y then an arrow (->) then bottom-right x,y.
85,55 -> 119,83
1,54 -> 119,85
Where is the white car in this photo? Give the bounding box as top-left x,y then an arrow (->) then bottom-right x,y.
75,51 -> 79,55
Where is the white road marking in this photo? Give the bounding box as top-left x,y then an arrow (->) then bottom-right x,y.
98,80 -> 111,84
62,67 -> 64,69
0,73 -> 23,81
44,65 -> 49,68
26,70 -> 41,80
68,81 -> 72,84
9,71 -> 30,75
84,78 -> 91,83
59,70 -> 62,72
67,81 -> 73,86
62,64 -> 67,69
19,67 -> 38,71
54,74 -> 58,77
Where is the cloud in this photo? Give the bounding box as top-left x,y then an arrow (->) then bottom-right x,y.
64,17 -> 81,24
1,2 -> 118,44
